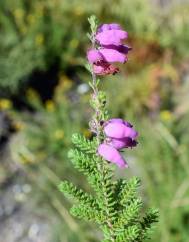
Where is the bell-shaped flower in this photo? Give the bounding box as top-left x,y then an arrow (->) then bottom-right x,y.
87,48 -> 128,64
96,29 -> 128,46
99,48 -> 127,63
87,49 -> 120,75
104,119 -> 138,139
98,143 -> 128,168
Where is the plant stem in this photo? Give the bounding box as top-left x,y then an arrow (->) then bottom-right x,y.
91,60 -> 115,242
90,71 -> 115,241
89,36 -> 115,241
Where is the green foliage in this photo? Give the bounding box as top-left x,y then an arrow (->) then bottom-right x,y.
0,1 -> 46,92
59,131 -> 158,241
131,117 -> 189,242
118,177 -> 141,205
72,133 -> 98,154
59,133 -> 158,241
0,0 -> 87,92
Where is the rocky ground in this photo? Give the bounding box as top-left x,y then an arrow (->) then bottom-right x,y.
0,129 -> 51,242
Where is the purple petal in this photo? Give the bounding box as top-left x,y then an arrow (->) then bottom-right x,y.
109,137 -> 138,149
106,118 -> 133,128
99,48 -> 127,63
98,23 -> 122,33
108,23 -> 122,30
102,45 -> 132,54
108,118 -> 125,123
104,122 -> 138,139
98,143 -> 128,168
96,30 -> 128,46
87,49 -> 103,63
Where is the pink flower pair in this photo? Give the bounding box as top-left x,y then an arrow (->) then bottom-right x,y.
87,24 -> 131,75
98,119 -> 138,168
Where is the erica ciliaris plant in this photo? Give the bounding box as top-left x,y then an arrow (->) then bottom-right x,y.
59,16 -> 158,242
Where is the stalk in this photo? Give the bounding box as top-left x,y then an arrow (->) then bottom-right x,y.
88,18 -> 116,241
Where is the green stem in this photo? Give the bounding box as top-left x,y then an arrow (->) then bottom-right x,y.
90,75 -> 115,241
89,40 -> 115,242
87,22 -> 116,241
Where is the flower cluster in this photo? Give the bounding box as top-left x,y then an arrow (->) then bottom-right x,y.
98,118 -> 138,168
87,23 -> 131,75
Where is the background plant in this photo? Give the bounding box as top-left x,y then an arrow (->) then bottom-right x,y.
9,78 -> 98,242
0,0 -> 188,93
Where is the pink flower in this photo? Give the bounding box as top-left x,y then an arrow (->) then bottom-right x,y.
104,119 -> 138,139
86,49 -> 120,75
97,23 -> 122,33
96,23 -> 128,46
86,23 -> 131,76
98,143 -> 128,168
87,48 -> 128,64
99,48 -> 127,63
97,118 -> 138,168
96,30 -> 128,46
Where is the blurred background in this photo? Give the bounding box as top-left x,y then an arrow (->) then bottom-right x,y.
0,0 -> 189,241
